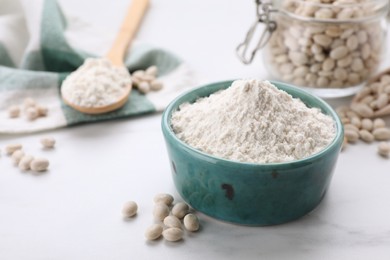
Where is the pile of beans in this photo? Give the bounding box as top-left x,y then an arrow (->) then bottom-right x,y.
337,71 -> 390,157
130,66 -> 164,94
267,0 -> 385,89
122,193 -> 200,242
2,137 -> 54,172
351,72 -> 390,117
8,97 -> 49,121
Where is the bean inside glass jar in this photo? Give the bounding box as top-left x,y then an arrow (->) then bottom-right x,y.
264,0 -> 388,97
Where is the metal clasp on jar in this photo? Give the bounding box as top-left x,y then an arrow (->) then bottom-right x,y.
236,0 -> 277,64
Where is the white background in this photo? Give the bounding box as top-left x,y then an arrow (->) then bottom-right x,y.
1,0 -> 390,259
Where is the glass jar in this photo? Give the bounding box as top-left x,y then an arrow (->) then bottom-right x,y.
237,0 -> 389,98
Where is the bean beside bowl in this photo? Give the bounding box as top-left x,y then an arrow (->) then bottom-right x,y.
161,80 -> 344,226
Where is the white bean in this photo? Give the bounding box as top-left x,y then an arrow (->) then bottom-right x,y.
351,58 -> 364,72
141,74 -> 155,83
18,155 -> 34,171
137,81 -> 151,94
322,58 -> 335,71
40,137 -> 56,149
183,214 -> 200,232
163,216 -> 182,229
357,30 -> 368,44
346,35 -> 358,51
132,70 -> 145,79
30,158 -> 49,172
26,107 -> 39,121
23,97 -> 36,109
37,106 -> 48,117
377,142 -> 390,157
171,202 -> 189,219
376,94 -> 388,110
344,124 -> 359,133
350,117 -> 361,129
313,34 -> 332,47
145,66 -> 158,77
5,144 -> 22,155
162,228 -> 183,242
12,150 -> 25,165
330,46 -> 349,60
351,103 -> 374,118
359,130 -> 374,143
361,118 -> 373,131
315,8 -> 333,19
154,193 -> 174,206
122,201 -> 138,217
145,224 -> 163,240
345,129 -> 359,143
373,128 -> 390,141
373,118 -> 386,129
8,105 -> 20,118
150,80 -> 164,91
153,203 -> 170,221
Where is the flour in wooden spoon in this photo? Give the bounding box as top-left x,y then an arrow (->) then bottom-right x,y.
61,58 -> 131,107
171,80 -> 336,163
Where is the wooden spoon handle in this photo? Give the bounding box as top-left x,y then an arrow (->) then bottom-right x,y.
106,0 -> 149,66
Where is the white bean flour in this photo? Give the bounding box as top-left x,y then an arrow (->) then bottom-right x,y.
61,58 -> 131,107
171,80 -> 336,163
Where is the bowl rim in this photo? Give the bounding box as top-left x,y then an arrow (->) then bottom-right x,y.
161,80 -> 344,168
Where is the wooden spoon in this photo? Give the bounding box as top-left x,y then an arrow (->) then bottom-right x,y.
62,0 -> 149,114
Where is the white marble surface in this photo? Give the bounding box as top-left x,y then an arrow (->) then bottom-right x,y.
1,0 -> 390,259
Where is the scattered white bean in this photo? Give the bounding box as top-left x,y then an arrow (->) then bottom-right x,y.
30,158 -> 49,172
171,202 -> 189,219
373,118 -> 386,129
163,215 -> 182,229
351,103 -> 374,118
23,97 -> 36,109
361,118 -> 373,131
145,66 -> 158,77
153,203 -> 170,221
132,70 -> 145,79
150,80 -> 163,91
12,150 -> 25,165
18,155 -> 34,171
359,130 -> 374,143
26,107 -> 39,121
122,201 -> 138,217
5,144 -> 22,155
350,117 -> 361,129
131,66 -> 163,93
40,137 -> 56,149
162,228 -> 183,242
345,129 -> 359,143
8,105 -> 20,118
344,124 -> 359,133
137,81 -> 151,94
153,193 -> 174,206
183,214 -> 200,232
377,142 -> 390,157
37,106 -> 48,117
372,128 -> 390,141
145,224 -> 163,241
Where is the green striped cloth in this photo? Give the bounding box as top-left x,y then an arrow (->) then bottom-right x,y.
0,0 -> 199,134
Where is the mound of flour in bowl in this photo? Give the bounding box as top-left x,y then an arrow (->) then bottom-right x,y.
171,80 -> 336,163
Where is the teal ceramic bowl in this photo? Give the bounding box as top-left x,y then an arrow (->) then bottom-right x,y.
161,80 -> 343,226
